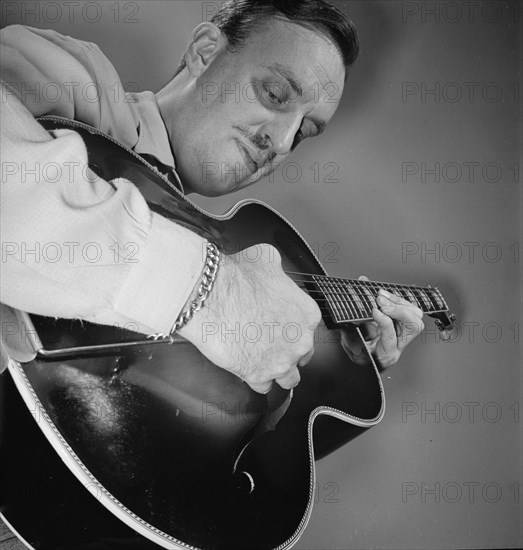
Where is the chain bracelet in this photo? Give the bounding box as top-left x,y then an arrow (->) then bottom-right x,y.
170,242 -> 221,334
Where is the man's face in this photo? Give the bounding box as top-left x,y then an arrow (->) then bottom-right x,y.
173,19 -> 346,196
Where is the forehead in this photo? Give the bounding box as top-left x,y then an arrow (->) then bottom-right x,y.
223,19 -> 345,98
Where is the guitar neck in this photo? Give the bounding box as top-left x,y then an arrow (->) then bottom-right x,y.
309,275 -> 450,326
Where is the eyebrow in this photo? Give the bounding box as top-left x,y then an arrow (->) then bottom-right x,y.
262,63 -> 327,136
263,63 -> 303,99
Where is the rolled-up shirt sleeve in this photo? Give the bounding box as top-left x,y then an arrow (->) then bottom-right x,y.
0,27 -> 207,335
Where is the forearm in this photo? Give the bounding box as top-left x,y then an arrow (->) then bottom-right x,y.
0,83 -> 205,335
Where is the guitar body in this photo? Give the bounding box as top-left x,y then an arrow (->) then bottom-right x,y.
0,117 -> 385,550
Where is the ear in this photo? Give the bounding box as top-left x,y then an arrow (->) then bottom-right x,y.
185,23 -> 226,77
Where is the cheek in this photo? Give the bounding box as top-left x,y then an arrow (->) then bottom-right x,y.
199,89 -> 241,124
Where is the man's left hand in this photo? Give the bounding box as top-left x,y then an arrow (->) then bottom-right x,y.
341,276 -> 425,369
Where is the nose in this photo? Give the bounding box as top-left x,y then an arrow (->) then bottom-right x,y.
260,113 -> 303,157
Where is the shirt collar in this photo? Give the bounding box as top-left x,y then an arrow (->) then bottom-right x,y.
129,91 -> 184,192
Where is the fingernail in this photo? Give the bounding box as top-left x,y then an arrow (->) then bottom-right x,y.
379,289 -> 392,298
380,306 -> 394,313
377,295 -> 391,306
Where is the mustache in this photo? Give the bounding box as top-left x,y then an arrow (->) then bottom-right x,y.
233,125 -> 277,166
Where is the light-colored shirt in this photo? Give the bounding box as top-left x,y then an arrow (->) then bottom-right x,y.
0,25 -> 206,335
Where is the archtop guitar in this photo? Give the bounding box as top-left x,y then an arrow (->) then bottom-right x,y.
0,116 -> 456,550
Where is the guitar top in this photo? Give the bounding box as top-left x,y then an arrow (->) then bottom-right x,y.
0,116 -> 455,550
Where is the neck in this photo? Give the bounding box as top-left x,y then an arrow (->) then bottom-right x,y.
156,73 -> 197,194
288,272 -> 450,326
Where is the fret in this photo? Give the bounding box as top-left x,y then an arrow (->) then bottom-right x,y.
402,287 -> 419,307
419,288 -> 438,312
384,283 -> 394,295
352,281 -> 374,318
332,280 -> 354,321
385,283 -> 398,299
309,274 -> 450,327
419,288 -> 434,311
413,287 -> 432,311
385,283 -> 410,307
360,282 -> 378,310
388,284 -> 418,309
321,278 -> 345,322
343,281 -> 366,319
319,279 -> 339,322
423,288 -> 438,312
368,282 -> 439,313
397,286 -> 414,304
335,281 -> 358,320
427,288 -> 446,310
368,281 -> 380,300
393,285 -> 414,306
344,281 -> 363,320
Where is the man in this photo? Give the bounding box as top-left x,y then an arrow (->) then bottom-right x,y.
0,0 -> 424,395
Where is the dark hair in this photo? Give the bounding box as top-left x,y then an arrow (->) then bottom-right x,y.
174,0 -> 359,78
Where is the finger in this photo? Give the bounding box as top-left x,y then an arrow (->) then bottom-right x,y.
378,289 -> 423,318
377,293 -> 424,323
298,348 -> 314,367
396,319 -> 425,351
372,307 -> 398,355
341,330 -> 367,357
248,380 -> 274,394
358,275 -> 370,281
361,320 -> 379,340
376,296 -> 424,351
275,367 -> 301,390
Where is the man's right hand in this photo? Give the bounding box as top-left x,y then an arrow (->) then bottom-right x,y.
178,244 -> 321,394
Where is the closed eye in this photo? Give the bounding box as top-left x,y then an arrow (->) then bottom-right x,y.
268,90 -> 284,105
262,82 -> 289,108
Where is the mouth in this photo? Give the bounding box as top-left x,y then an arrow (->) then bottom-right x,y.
235,139 -> 263,176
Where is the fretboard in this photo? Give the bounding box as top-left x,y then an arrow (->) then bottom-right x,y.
311,275 -> 449,325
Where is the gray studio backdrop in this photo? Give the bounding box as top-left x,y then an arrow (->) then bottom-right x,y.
1,1 -> 521,549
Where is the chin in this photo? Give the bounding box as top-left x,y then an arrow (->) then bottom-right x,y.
188,179 -> 241,197
184,164 -> 261,196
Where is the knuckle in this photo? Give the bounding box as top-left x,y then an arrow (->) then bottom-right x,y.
300,331 -> 316,352
390,293 -> 401,304
379,351 -> 399,369
382,315 -> 394,329
307,297 -> 322,324
278,369 -> 301,390
274,361 -> 291,377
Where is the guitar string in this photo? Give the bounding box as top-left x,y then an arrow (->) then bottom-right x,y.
286,275 -> 444,319
289,285 -> 440,310
284,272 -> 442,307
284,270 -> 436,292
290,285 -> 434,320
288,278 -> 438,303
286,273 -> 445,311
